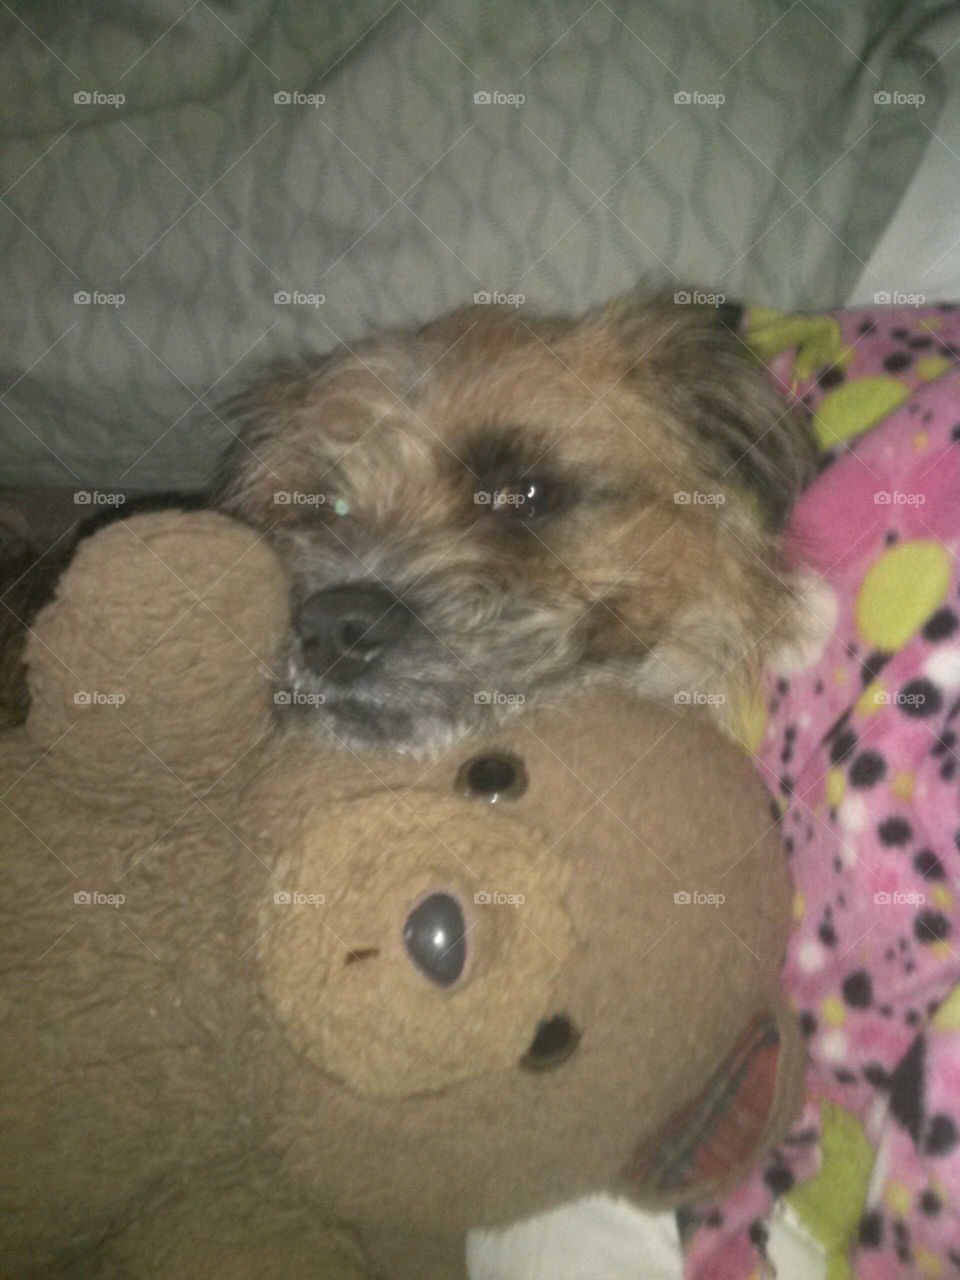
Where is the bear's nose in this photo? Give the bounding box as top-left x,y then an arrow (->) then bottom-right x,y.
294,584 -> 413,681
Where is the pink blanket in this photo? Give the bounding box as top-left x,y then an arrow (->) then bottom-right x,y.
686,305 -> 960,1279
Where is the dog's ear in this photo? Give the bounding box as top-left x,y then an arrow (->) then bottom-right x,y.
210,353 -> 353,525
212,332 -> 428,526
595,291 -> 817,529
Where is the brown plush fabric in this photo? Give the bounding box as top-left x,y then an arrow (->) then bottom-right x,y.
260,792 -> 575,1097
0,511 -> 803,1279
0,488 -> 207,732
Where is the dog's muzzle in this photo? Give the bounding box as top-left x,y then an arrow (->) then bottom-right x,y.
293,583 -> 416,684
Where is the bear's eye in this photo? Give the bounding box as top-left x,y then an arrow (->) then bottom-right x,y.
520,1014 -> 581,1071
456,753 -> 527,802
403,893 -> 467,987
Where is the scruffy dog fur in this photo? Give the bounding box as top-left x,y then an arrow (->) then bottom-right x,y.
0,294 -> 815,748
212,293 -> 817,752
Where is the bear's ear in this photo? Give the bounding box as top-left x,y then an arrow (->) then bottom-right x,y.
24,513 -> 288,779
592,289 -> 818,529
620,1004 -> 805,1205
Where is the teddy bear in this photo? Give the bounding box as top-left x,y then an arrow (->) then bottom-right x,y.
0,510 -> 804,1279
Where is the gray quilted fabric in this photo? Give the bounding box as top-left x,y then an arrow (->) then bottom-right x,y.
0,0 -> 948,490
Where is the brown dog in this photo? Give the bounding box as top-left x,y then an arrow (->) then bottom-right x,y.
0,293 -> 815,746
214,292 -> 816,751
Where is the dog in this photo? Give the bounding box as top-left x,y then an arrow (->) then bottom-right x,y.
213,292 -> 817,752
0,293 -> 815,748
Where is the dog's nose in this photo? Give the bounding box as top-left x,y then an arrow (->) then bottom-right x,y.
293,584 -> 412,681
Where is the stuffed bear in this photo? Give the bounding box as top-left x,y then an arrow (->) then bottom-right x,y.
0,512 -> 804,1279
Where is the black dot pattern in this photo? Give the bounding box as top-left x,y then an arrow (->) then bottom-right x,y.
696,305 -> 960,1278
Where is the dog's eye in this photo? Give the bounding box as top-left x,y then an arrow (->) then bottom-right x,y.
476,478 -> 558,520
515,480 -> 553,519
